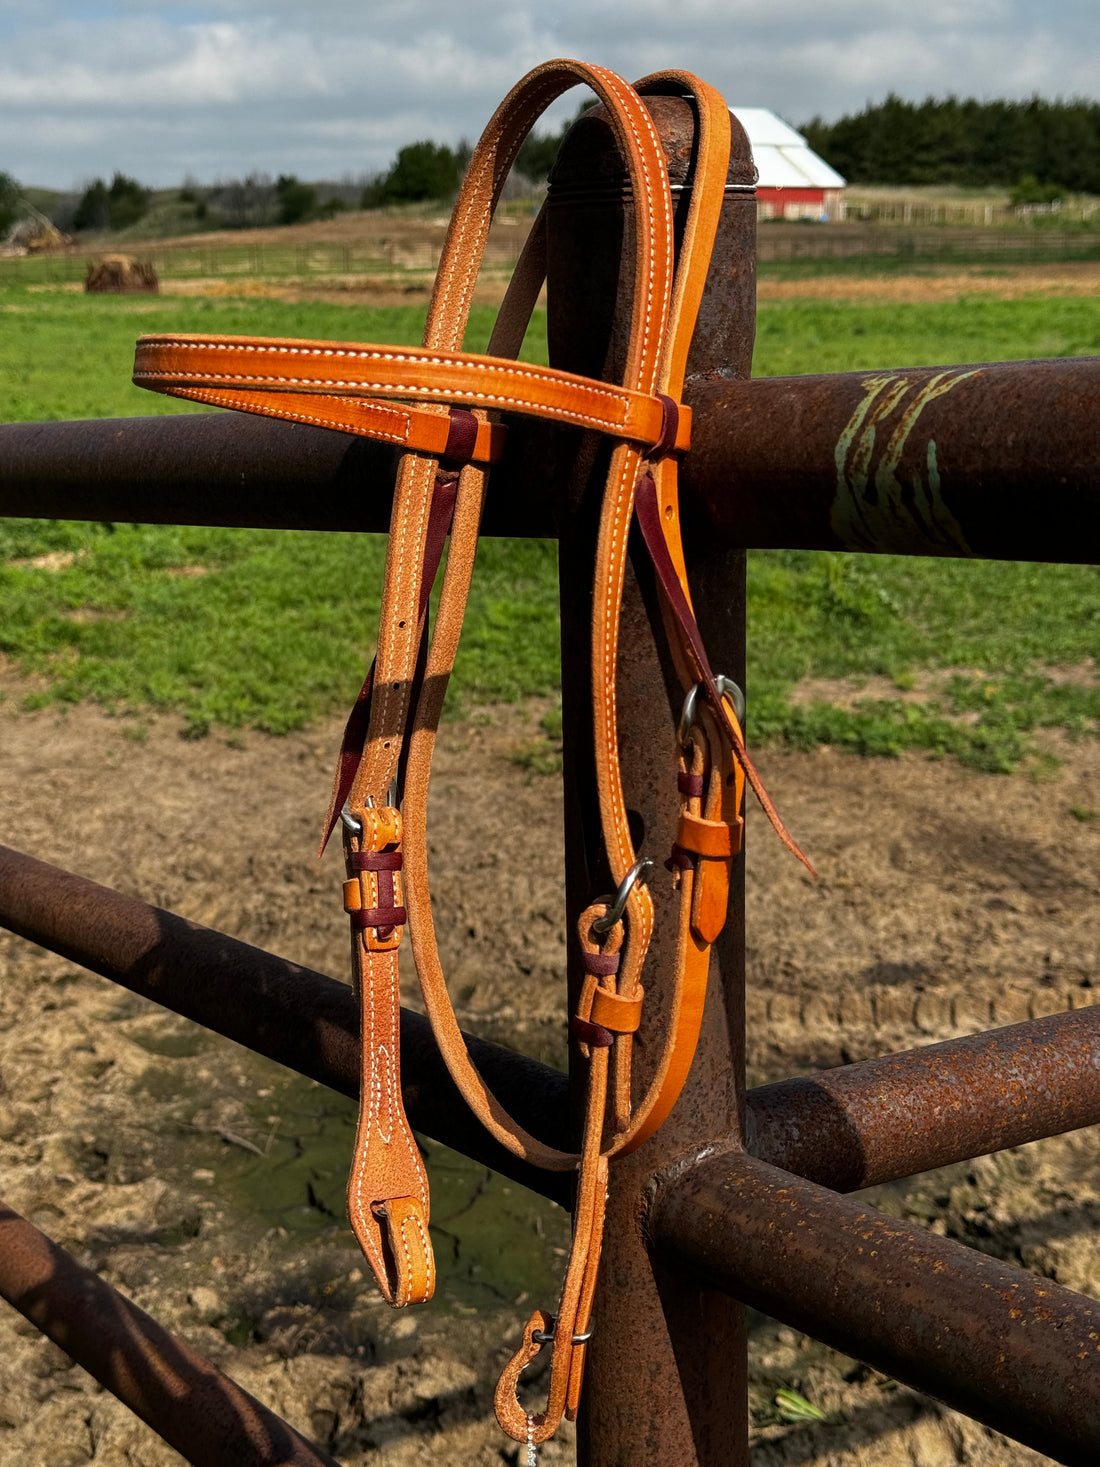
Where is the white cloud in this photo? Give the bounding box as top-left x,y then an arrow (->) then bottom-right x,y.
0,0 -> 1095,187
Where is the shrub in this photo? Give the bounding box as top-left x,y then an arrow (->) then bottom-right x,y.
275,174 -> 317,225
365,141 -> 463,205
72,172 -> 150,232
0,171 -> 20,234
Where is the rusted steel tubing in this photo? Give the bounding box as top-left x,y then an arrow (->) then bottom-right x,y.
651,1152 -> 1100,1466
0,1200 -> 339,1467
0,410 -> 552,537
685,357 -> 1100,564
0,843 -> 572,1205
8,839 -> 1100,1210
746,1007 -> 1100,1191
2,357 -> 1097,564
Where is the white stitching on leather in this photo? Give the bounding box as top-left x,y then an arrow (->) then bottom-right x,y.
439,72 -> 563,345
147,369 -> 660,437
162,387 -> 415,445
595,447 -> 654,956
350,917 -> 389,1292
139,347 -> 635,413
384,941 -> 429,1197
377,1043 -> 393,1145
404,1209 -> 434,1301
146,371 -> 641,438
587,65 -> 669,398
369,454 -> 433,789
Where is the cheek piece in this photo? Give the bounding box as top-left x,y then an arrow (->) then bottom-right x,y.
132,58 -> 811,1447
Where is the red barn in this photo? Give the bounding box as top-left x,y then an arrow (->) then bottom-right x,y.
729,107 -> 846,221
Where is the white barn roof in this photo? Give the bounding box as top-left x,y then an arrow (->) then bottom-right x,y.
729,107 -> 846,190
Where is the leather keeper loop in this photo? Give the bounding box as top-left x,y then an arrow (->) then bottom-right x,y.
677,771 -> 705,798
571,1016 -> 614,1049
442,406 -> 479,465
589,987 -> 644,1034
651,392 -> 683,458
350,849 -> 403,872
677,810 -> 738,859
582,952 -> 621,977
351,906 -> 407,929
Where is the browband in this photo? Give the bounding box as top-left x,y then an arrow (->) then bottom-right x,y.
133,334 -> 692,454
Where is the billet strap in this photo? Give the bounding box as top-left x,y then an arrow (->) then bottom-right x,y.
634,470 -> 815,875
319,470 -> 459,856
341,806 -> 433,1305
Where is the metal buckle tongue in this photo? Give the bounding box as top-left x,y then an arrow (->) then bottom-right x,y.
340,779 -> 401,835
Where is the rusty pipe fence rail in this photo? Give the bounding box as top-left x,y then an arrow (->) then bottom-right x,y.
0,93 -> 1097,1467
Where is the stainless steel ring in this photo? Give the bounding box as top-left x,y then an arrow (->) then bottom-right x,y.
678,674 -> 745,745
592,855 -> 655,934
531,1327 -> 594,1345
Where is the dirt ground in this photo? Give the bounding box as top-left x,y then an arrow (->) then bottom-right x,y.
755,259 -> 1100,304
0,688 -> 1097,1466
146,258 -> 1100,311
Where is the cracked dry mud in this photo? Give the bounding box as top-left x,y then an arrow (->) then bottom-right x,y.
0,694 -> 1097,1466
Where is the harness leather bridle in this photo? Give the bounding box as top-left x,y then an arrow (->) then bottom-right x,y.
133,59 -> 809,1446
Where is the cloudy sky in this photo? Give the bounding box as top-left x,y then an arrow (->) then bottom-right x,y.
2,0 -> 1096,190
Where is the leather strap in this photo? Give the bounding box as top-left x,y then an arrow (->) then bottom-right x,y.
133,335 -> 692,452
131,58 -> 810,1446
342,805 -> 433,1305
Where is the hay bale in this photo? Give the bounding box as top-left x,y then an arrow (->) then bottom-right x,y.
85,254 -> 159,294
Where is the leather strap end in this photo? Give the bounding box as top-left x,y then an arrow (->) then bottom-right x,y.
383,1196 -> 435,1306
494,1310 -> 557,1444
349,1193 -> 434,1307
565,1340 -> 589,1421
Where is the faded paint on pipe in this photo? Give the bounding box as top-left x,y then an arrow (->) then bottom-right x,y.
746,1007 -> 1100,1191
0,1201 -> 340,1467
684,357 -> 1100,564
651,1151 -> 1100,1466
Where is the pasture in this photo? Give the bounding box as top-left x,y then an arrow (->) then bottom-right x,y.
0,272 -> 1097,772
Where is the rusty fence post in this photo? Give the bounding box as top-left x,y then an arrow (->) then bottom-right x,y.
546,90 -> 756,1467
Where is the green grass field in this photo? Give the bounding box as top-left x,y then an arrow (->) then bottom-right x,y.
0,277 -> 1097,770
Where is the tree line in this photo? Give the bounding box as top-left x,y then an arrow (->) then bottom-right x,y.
6,95 -> 1097,243
801,96 -> 1100,196
0,106 -> 579,240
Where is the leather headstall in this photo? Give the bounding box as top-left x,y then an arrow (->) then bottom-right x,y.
132,58 -> 810,1448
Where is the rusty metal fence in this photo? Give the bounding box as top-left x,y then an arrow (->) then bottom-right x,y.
0,95 -> 1098,1467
